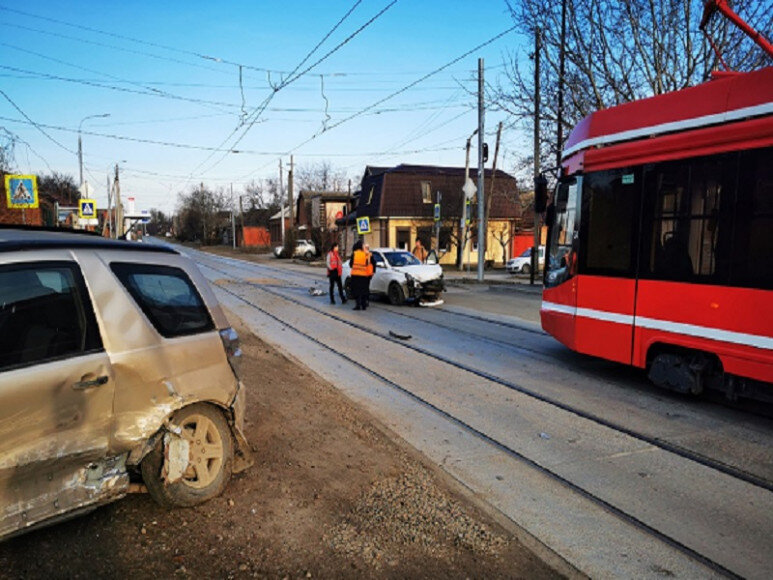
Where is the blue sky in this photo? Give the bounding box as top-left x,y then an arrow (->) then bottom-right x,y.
0,1 -> 530,213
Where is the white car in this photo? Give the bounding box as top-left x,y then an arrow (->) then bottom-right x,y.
274,239 -> 318,259
506,246 -> 544,275
342,248 -> 445,306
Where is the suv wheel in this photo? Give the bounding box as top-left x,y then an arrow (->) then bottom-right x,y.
142,403 -> 234,508
521,264 -> 531,276
304,250 -> 313,259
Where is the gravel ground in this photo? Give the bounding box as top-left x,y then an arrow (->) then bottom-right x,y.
0,311 -> 559,579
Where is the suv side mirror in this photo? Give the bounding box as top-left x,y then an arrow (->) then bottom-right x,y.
426,250 -> 438,265
534,174 -> 548,213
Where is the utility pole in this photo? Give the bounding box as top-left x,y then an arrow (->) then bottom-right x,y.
532,27 -> 542,285
435,191 -> 442,254
239,195 -> 245,242
279,159 -> 285,246
288,155 -> 295,236
476,58 -> 485,282
459,128 -> 478,271
114,164 -> 122,239
486,121 -> 503,252
231,183 -> 236,249
106,173 -> 112,238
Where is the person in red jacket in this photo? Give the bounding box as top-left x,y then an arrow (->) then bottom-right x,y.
326,242 -> 346,305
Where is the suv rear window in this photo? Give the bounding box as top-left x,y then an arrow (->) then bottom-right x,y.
111,263 -> 214,338
0,262 -> 102,371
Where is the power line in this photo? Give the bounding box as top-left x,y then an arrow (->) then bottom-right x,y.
0,45 -> 237,113
188,0 -> 396,180
0,4 -> 283,76
292,24 -> 518,152
0,90 -> 75,154
240,23 -> 517,180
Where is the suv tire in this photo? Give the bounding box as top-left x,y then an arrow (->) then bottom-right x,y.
142,403 -> 234,508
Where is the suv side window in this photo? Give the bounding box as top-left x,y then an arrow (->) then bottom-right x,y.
0,262 -> 103,371
111,263 -> 214,338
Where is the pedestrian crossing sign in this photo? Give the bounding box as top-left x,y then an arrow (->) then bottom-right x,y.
79,198 -> 97,219
356,216 -> 371,234
5,175 -> 38,209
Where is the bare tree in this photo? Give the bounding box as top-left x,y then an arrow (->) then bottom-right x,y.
295,161 -> 348,192
491,0 -> 772,168
176,184 -> 231,244
0,129 -> 16,173
38,172 -> 80,206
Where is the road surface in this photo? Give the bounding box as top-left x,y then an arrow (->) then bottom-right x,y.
185,246 -> 773,579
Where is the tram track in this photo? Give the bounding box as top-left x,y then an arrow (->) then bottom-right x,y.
197,254 -> 557,358
202,265 -> 748,579
197,256 -> 773,495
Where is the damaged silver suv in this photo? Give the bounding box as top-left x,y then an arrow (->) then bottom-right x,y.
0,227 -> 250,540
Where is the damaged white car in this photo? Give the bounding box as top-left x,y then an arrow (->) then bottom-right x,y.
343,247 -> 445,306
0,227 -> 251,540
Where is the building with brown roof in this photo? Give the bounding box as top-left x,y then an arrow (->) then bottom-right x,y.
345,164 -> 525,266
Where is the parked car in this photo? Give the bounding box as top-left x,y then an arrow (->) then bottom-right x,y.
273,239 -> 318,259
0,227 -> 250,541
506,246 -> 545,275
342,248 -> 445,306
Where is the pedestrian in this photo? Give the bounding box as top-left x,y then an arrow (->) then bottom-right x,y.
349,240 -> 369,311
326,242 -> 346,305
412,239 -> 427,263
364,243 -> 376,308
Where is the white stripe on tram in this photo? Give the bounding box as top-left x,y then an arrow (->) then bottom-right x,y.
540,301 -> 773,350
561,102 -> 773,159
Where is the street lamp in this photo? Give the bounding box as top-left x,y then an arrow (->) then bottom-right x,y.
78,113 -> 110,186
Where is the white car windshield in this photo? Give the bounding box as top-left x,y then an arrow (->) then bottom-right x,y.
383,251 -> 421,267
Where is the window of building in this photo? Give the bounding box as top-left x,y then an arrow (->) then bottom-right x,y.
0,262 -> 102,371
366,186 -> 375,206
111,263 -> 214,338
421,181 -> 432,204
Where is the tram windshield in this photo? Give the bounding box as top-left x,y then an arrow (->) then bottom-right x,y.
545,177 -> 580,288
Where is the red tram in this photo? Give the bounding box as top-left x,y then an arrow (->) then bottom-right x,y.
540,66 -> 773,401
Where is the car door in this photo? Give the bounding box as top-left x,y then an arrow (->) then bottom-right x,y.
370,251 -> 389,294
0,259 -> 115,538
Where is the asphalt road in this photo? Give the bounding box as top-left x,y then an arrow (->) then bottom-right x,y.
182,246 -> 773,579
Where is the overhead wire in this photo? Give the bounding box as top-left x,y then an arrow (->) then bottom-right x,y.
0,45 -> 238,113
188,0 -> 396,181
291,24 -> 517,151
240,23 -> 517,180
0,89 -> 75,154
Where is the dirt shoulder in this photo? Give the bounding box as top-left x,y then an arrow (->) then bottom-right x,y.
0,313 -> 559,579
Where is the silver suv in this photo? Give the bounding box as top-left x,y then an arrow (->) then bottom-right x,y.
0,227 -> 250,540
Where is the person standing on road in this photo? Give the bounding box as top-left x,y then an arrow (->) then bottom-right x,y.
364,243 -> 376,309
326,242 -> 346,305
412,239 -> 427,263
349,240 -> 369,311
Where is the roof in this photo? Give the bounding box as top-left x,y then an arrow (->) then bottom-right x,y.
354,163 -> 520,220
269,206 -> 290,220
563,66 -> 773,161
0,226 -> 178,254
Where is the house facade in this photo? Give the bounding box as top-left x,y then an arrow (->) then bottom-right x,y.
345,164 -> 524,266
295,189 -> 352,249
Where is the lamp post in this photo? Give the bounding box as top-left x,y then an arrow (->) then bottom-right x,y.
78,113 -> 110,186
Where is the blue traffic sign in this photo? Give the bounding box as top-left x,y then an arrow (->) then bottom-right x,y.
356,216 -> 371,234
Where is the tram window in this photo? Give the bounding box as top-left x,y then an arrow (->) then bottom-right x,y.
580,169 -> 637,276
641,154 -> 732,284
733,147 -> 773,290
